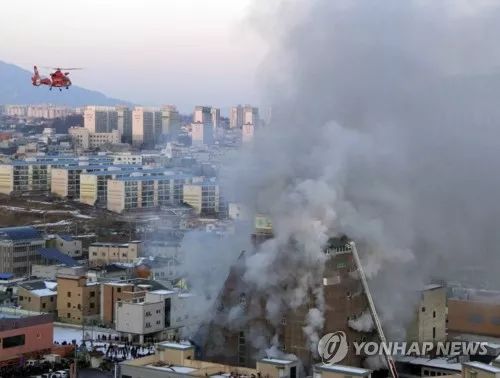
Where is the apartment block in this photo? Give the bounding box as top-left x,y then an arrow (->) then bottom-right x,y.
132,107 -> 162,147
0,226 -> 45,276
48,234 -> 82,258
89,241 -> 142,267
107,175 -> 190,213
0,155 -> 113,195
117,106 -> 133,143
161,105 -> 181,137
79,167 -> 170,206
56,272 -> 100,324
51,164 -> 119,199
182,179 -> 220,215
84,106 -> 118,133
69,127 -> 121,150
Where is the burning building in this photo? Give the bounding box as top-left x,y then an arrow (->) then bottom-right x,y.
199,218 -> 378,373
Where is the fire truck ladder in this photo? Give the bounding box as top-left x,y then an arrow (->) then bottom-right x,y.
350,242 -> 399,378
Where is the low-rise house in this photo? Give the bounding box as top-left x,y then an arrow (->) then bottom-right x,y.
17,280 -> 57,313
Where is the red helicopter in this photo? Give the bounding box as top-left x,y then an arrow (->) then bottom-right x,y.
31,66 -> 82,91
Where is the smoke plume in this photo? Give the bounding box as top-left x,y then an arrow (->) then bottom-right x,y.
180,0 -> 500,358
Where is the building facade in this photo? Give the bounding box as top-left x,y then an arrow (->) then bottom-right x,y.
89,241 -> 142,267
84,106 -> 118,133
56,272 -> 100,324
0,227 -> 45,277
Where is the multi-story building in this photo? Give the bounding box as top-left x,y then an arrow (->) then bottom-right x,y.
0,226 -> 45,276
84,105 -> 118,133
112,153 -> 143,165
182,179 -> 220,215
4,105 -> 72,119
51,164 -> 126,199
69,127 -> 121,150
17,280 -> 57,314
211,107 -> 221,130
132,107 -> 162,147
119,341 -> 300,378
79,166 -> 159,206
115,297 -> 165,343
193,106 -> 212,125
56,271 -> 100,324
100,282 -> 148,327
88,241 -> 142,267
0,155 -> 114,195
107,174 -> 190,213
191,122 -> 214,146
230,105 -> 244,129
407,284 -> 447,342
203,234 -> 374,372
162,105 -> 181,137
117,106 -> 133,143
47,234 -> 83,258
243,105 -> 259,126
0,314 -> 54,365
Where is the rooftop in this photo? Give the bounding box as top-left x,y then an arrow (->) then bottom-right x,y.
463,361 -> 500,373
0,226 -> 42,241
315,363 -> 371,376
38,247 -> 78,267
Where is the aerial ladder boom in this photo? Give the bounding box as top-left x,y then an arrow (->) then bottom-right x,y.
350,242 -> 399,378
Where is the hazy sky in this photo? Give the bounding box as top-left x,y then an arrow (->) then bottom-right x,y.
0,0 -> 264,112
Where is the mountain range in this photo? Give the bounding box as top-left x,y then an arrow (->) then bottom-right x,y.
0,61 -> 131,107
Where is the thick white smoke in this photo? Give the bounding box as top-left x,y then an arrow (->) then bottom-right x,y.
180,0 -> 500,358
348,311 -> 375,333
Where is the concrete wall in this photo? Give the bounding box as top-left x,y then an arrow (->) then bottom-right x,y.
448,299 -> 500,337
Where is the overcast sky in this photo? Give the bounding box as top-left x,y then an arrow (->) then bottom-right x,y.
0,0 -> 264,112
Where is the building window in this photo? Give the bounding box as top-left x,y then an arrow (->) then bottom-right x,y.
421,307 -> 426,312
90,291 -> 95,297
432,327 -> 436,339
90,303 -> 95,309
67,313 -> 71,318
50,296 -> 54,302
19,296 -> 23,301
433,311 -> 436,318
67,292 -> 71,297
42,303 -> 46,309
117,288 -> 121,293
2,334 -> 25,348
67,302 -> 71,308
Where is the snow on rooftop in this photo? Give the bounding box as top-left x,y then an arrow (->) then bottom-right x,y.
150,290 -> 175,295
423,284 -> 443,291
158,342 -> 193,350
261,358 -> 294,365
147,365 -> 197,374
31,288 -> 56,297
316,364 -> 371,375
464,361 -> 500,373
44,281 -> 57,290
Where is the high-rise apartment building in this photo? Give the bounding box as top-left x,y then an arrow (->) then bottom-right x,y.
230,105 -> 244,129
211,107 -> 221,130
243,105 -> 259,126
132,107 -> 162,148
161,105 -> 181,137
117,106 -> 133,144
83,106 -> 118,133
